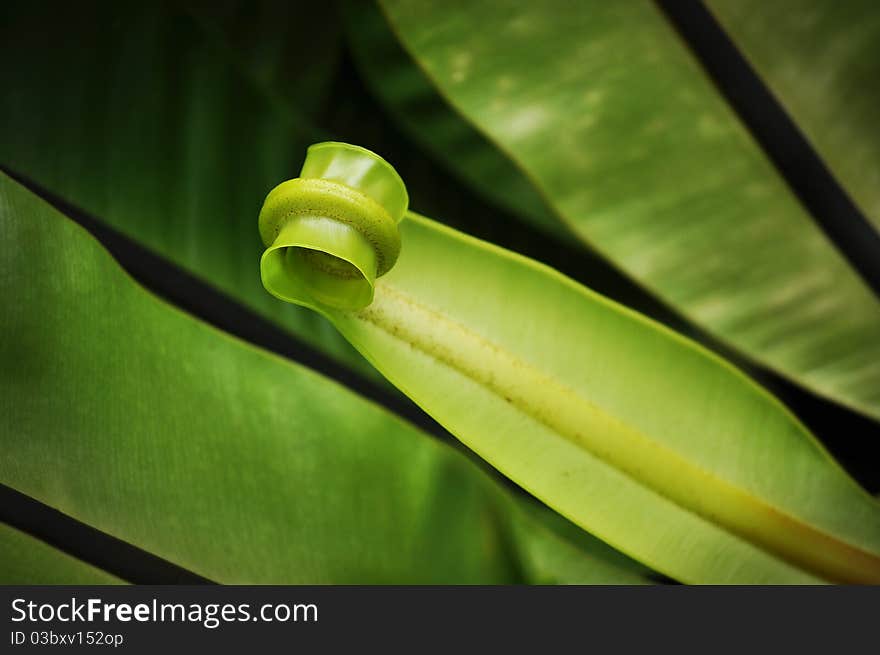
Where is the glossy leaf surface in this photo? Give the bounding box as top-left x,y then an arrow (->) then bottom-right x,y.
0,173 -> 646,585
708,0 -> 880,229
356,0 -> 880,419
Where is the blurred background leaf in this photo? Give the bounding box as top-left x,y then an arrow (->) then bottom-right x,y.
0,0 -> 374,379
707,0 -> 880,230
185,0 -> 343,118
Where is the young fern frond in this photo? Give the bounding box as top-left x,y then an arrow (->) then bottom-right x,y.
259,143 -> 880,584
260,142 -> 408,310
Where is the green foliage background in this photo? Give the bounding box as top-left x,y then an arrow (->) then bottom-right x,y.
1,0 -> 878,584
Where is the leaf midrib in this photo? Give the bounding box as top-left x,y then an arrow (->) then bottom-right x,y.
356,282 -> 880,584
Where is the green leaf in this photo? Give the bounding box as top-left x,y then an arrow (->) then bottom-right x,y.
0,523 -> 124,585
0,0 -> 376,382
342,1 -> 559,236
0,172 -> 646,584
185,0 -> 343,120
513,501 -> 656,585
349,0 -> 880,420
707,0 -> 880,230
260,145 -> 880,583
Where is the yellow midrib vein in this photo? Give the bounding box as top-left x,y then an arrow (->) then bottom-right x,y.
355,283 -> 880,584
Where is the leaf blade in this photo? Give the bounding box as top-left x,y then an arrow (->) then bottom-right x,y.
309,212 -> 880,583
707,0 -> 880,230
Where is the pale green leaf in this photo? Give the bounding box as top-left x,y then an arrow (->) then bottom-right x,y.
333,213 -> 880,583
265,162 -> 880,581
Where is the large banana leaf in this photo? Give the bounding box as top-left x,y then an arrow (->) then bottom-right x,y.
707,0 -> 880,230
347,0 -> 880,420
0,172 -> 647,584
0,523 -> 123,584
258,146 -> 880,583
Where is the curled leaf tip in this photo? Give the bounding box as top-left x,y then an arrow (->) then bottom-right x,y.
259,142 -> 408,310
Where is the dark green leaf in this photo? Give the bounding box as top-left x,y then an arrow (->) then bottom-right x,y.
0,1 -> 374,380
